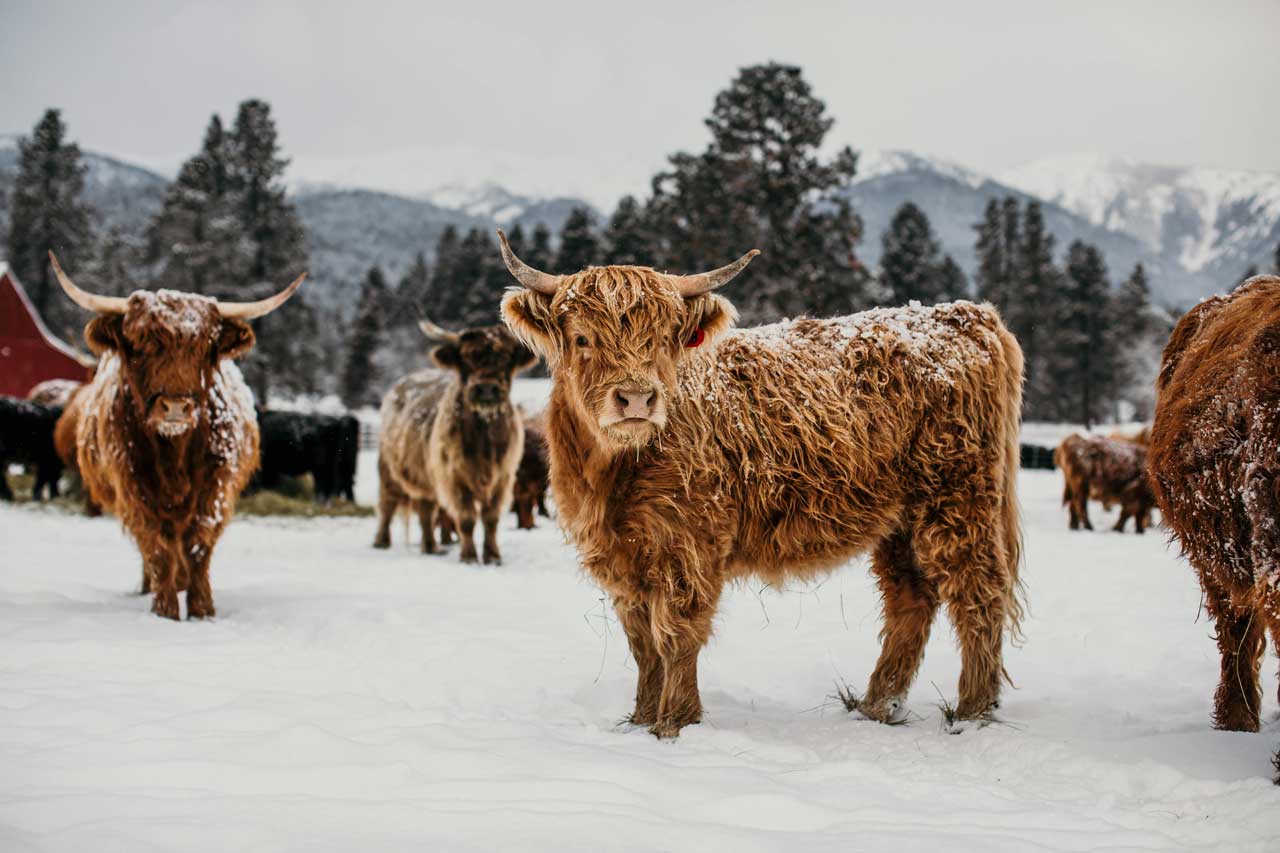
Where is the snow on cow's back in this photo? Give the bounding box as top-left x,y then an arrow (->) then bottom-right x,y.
678,299 -> 1007,407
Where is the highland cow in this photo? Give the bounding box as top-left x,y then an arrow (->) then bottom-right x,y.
27,378 -> 83,409
512,414 -> 550,529
497,230 -> 1025,739
53,382 -> 101,516
52,253 -> 303,619
1148,274 -> 1280,782
374,322 -> 536,563
1054,433 -> 1154,533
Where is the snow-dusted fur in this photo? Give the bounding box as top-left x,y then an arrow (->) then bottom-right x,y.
1148,273 -> 1280,781
374,326 -> 536,563
73,291 -> 261,620
1054,433 -> 1154,533
26,378 -> 83,409
503,265 -> 1025,738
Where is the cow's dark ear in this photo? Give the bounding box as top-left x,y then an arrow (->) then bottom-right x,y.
510,341 -> 539,374
217,319 -> 256,360
84,315 -> 125,356
501,289 -> 559,359
432,343 -> 461,370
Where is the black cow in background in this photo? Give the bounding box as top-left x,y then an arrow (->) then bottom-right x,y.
253,409 -> 359,502
0,397 -> 64,501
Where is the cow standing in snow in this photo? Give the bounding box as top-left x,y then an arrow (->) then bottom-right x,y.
1054,433 -> 1154,533
52,253 -> 303,620
374,321 -> 536,563
498,231 -> 1025,738
1148,274 -> 1280,782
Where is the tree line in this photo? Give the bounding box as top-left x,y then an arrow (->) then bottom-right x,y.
8,66 -> 1279,423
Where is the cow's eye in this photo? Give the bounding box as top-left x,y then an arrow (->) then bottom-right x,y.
575,335 -> 590,348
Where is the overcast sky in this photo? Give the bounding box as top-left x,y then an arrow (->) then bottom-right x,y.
3,0 -> 1278,206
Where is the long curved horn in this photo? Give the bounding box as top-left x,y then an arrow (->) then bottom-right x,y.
667,250 -> 761,297
418,317 -> 459,345
216,273 -> 306,320
49,251 -> 128,314
497,229 -> 561,295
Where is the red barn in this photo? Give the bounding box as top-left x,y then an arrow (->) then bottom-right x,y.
0,262 -> 94,397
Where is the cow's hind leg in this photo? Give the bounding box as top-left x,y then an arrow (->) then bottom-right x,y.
415,499 -> 440,554
616,598 -> 663,726
1203,572 -> 1264,732
860,528 -> 939,723
1074,478 -> 1094,531
373,460 -> 400,549
918,488 -> 1011,723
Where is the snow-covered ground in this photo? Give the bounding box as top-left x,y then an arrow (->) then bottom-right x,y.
2,468 -> 1279,851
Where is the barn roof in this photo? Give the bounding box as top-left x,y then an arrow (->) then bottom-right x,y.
0,261 -> 95,397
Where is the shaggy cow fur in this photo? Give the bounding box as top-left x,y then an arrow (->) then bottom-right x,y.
512,415 -> 550,529
72,291 -> 265,619
1148,274 -> 1280,782
502,261 -> 1025,739
374,325 -> 536,563
0,397 -> 64,501
254,409 -> 359,503
1054,433 -> 1154,533
53,383 -> 102,516
27,378 -> 83,409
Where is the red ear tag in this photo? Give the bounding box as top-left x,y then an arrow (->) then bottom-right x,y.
686,327 -> 705,348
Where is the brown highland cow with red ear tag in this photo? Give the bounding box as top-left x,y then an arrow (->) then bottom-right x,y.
498,230 -> 1026,739
52,253 -> 303,620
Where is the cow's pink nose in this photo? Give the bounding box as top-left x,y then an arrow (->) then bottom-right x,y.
614,387 -> 655,420
161,398 -> 194,419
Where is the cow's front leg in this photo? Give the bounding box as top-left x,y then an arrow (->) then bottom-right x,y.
415,499 -> 440,554
184,534 -> 216,619
480,493 -> 505,565
147,544 -> 181,620
649,588 -> 719,739
616,599 -> 663,726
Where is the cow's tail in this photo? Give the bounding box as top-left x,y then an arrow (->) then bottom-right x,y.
997,321 -> 1027,650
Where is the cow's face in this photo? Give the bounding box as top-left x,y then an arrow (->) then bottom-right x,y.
85,291 -> 255,438
430,325 -> 537,413
503,267 -> 736,452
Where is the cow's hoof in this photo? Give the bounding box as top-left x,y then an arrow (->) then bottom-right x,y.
648,720 -> 684,740
460,551 -> 478,565
151,595 -> 180,621
372,537 -> 390,550
855,693 -> 908,724
188,599 -> 216,619
483,552 -> 502,566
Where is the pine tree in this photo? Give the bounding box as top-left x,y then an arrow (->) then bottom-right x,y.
973,198 -> 1011,311
937,255 -> 968,301
1056,241 -> 1115,427
1109,263 -> 1159,418
604,196 -> 658,266
554,207 -> 601,273
1274,241 -> 1280,274
340,266 -> 388,408
226,100 -> 314,402
395,251 -> 430,322
526,223 -> 554,273
505,224 -> 529,261
1010,201 -> 1061,417
147,115 -> 242,295
878,202 -> 956,305
6,109 -> 93,338
645,63 -> 871,322
428,226 -> 462,323
1239,264 -> 1259,285
459,228 -> 509,327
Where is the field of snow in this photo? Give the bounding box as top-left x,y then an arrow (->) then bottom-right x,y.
3,466 -> 1279,851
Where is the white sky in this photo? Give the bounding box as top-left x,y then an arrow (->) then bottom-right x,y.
3,0 -> 1278,206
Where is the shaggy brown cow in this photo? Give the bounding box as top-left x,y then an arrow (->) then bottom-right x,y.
52,253 -> 303,619
374,322 -> 536,563
512,414 -> 550,529
1054,433 -> 1154,533
1148,274 -> 1280,781
53,382 -> 101,516
498,231 -> 1025,738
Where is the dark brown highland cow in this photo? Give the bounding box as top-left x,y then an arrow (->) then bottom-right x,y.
1054,433 -> 1154,533
52,253 -> 303,619
1149,274 -> 1280,782
498,231 -> 1025,739
374,322 -> 536,563
512,414 -> 550,529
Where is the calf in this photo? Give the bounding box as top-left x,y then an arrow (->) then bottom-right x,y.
1054,433 -> 1154,533
374,321 -> 536,563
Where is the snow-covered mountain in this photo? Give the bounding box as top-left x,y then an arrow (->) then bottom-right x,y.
1000,154 -> 1280,282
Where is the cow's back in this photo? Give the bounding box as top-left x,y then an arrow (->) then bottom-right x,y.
1150,275 -> 1280,587
379,370 -> 452,501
